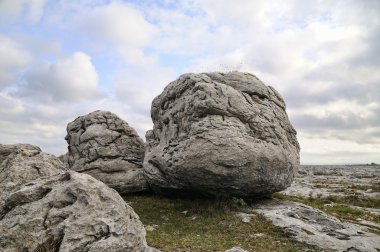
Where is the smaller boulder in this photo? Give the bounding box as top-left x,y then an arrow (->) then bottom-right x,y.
65,110 -> 148,194
0,143 -> 66,202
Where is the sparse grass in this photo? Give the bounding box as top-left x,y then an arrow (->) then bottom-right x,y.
124,194 -> 321,252
329,183 -> 380,194
368,228 -> 380,236
326,194 -> 380,209
347,183 -> 380,193
311,179 -> 380,193
272,193 -> 380,224
313,179 -> 351,185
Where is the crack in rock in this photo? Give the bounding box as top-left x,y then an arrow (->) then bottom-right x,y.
63,111 -> 149,195
254,199 -> 380,252
0,171 -> 156,252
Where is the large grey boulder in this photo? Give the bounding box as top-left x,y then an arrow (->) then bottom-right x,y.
65,110 -> 148,194
0,143 -> 66,203
144,72 -> 300,197
0,171 -> 157,252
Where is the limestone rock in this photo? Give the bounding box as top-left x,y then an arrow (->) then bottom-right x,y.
58,153 -> 69,168
254,199 -> 380,252
282,165 -> 380,201
65,110 -> 148,194
0,143 -> 66,203
235,212 -> 256,223
225,247 -> 248,252
0,171 -> 157,252
144,72 -> 299,197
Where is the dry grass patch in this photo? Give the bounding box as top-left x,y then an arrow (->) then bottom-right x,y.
124,194 -> 321,252
272,193 -> 380,224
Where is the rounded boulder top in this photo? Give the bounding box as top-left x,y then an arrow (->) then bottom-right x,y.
0,143 -> 67,203
64,110 -> 149,194
144,71 -> 300,197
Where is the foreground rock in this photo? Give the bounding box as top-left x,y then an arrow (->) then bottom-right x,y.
144,72 -> 299,197
65,110 -> 148,194
0,171 -> 157,252
0,143 -> 66,202
254,199 -> 380,252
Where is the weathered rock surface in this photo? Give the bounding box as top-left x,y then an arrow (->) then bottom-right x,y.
254,199 -> 380,252
283,165 -> 380,202
144,72 -> 299,197
225,247 -> 249,252
0,171 -> 157,252
65,110 -> 148,194
0,143 -> 66,203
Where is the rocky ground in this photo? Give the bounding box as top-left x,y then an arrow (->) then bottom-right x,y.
1,71 -> 379,251
283,165 -> 380,202
1,147 -> 379,251
251,165 -> 380,252
125,165 -> 380,252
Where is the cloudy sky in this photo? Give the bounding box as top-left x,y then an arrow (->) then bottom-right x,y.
0,0 -> 379,164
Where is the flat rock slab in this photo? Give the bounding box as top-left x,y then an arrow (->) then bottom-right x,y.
0,171 -> 157,252
65,110 -> 149,194
283,165 -> 380,200
144,72 -> 299,197
253,199 -> 380,252
0,143 -> 66,203
225,247 -> 249,252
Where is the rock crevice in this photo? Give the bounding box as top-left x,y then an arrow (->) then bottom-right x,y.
64,110 -> 149,195
0,143 -> 67,203
0,171 -> 156,252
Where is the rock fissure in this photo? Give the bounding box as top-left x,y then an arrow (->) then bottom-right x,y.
0,171 -> 155,251
0,187 -> 52,221
64,111 -> 149,195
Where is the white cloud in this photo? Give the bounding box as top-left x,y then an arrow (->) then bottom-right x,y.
112,64 -> 176,114
0,0 -> 46,23
22,51 -> 101,102
289,100 -> 379,120
75,2 -> 157,65
0,92 -> 24,115
187,48 -> 247,73
0,35 -> 31,86
0,117 -> 67,155
299,133 -> 380,164
0,0 -> 379,164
